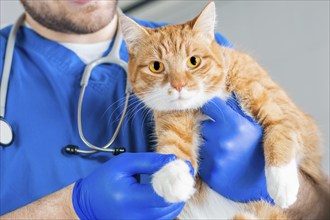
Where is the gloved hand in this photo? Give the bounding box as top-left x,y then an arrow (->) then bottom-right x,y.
199,96 -> 274,203
72,153 -> 185,220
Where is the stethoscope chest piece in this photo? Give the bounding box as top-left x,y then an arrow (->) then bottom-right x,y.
0,117 -> 14,146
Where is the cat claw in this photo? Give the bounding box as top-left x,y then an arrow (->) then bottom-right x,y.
152,159 -> 195,203
265,159 -> 299,208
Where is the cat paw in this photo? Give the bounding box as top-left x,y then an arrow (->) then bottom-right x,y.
265,159 -> 299,208
151,159 -> 195,203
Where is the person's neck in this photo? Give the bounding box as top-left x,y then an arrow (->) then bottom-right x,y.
25,12 -> 118,44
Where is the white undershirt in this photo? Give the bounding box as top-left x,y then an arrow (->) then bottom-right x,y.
25,22 -> 111,64
61,41 -> 111,64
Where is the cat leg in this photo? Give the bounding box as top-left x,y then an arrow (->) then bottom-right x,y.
151,111 -> 201,203
252,100 -> 300,208
230,78 -> 301,208
263,125 -> 300,208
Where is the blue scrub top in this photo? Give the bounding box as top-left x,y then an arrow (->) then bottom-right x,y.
0,18 -> 231,214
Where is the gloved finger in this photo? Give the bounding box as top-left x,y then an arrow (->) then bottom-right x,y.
201,97 -> 239,123
117,153 -> 177,175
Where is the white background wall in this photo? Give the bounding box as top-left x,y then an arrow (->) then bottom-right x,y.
1,0 -> 329,175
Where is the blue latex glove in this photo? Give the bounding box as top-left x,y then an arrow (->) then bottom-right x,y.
72,153 -> 185,220
199,96 -> 274,203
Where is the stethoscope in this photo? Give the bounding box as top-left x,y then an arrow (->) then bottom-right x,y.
0,9 -> 128,156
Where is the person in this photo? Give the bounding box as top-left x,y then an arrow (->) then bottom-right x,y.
0,1 -> 328,219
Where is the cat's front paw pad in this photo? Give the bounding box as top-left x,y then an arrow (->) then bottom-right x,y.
151,159 -> 195,203
265,159 -> 299,208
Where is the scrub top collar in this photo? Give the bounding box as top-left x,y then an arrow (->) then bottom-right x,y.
5,26 -> 127,76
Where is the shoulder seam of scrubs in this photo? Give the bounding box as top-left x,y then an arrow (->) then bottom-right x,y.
15,27 -> 84,74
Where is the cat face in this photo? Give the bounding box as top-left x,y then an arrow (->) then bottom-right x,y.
120,2 -> 228,111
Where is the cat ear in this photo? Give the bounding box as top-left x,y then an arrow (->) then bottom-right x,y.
119,13 -> 149,51
191,1 -> 216,40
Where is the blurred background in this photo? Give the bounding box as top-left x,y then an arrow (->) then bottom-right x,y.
1,0 -> 329,174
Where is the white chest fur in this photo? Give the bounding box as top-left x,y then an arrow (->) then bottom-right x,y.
179,184 -> 244,219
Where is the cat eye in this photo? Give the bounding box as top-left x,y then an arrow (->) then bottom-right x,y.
187,56 -> 201,69
149,61 -> 165,73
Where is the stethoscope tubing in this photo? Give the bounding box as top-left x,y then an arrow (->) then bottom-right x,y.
0,14 -> 25,118
0,14 -> 25,146
77,84 -> 129,153
75,8 -> 131,154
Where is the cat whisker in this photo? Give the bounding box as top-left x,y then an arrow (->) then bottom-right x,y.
122,100 -> 149,128
101,95 -> 130,119
105,95 -> 139,127
105,94 -> 145,128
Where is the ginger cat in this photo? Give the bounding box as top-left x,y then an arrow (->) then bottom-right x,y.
119,2 -> 327,219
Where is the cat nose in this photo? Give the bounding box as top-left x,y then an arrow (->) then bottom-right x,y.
171,81 -> 187,92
